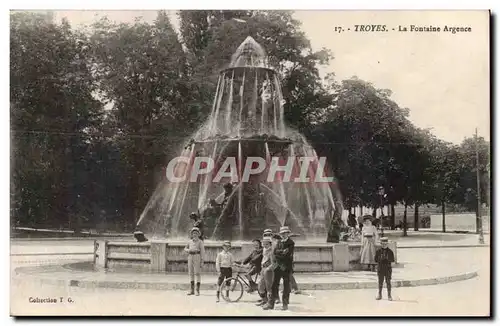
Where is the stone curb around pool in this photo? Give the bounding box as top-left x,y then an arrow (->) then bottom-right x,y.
15,270 -> 479,291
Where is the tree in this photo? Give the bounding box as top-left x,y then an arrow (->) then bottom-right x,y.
404,128 -> 436,231
426,139 -> 464,232
311,77 -> 415,223
457,136 -> 490,213
179,10 -> 333,130
12,10 -> 486,240
88,11 -> 192,226
11,12 -> 103,230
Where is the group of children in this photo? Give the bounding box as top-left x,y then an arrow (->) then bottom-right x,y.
258,226 -> 296,310
183,216 -> 395,303
183,224 -> 299,308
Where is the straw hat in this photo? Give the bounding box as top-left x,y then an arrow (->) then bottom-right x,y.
279,226 -> 291,234
222,240 -> 231,247
362,215 -> 373,222
133,230 -> 148,243
262,236 -> 272,243
190,227 -> 201,235
263,228 -> 273,235
380,237 -> 389,243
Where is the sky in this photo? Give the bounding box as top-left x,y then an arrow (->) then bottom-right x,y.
52,10 -> 490,144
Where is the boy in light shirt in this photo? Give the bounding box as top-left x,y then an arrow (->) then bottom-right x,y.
215,240 -> 234,302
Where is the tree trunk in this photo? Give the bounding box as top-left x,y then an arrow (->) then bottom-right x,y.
441,200 -> 446,233
360,205 -> 363,216
414,204 -> 419,231
372,208 -> 376,218
403,203 -> 408,236
72,215 -> 82,236
390,204 -> 395,230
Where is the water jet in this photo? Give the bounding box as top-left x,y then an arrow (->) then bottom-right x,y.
136,36 -> 343,241
94,37 -> 397,273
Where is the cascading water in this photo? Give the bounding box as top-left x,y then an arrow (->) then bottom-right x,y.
136,36 -> 344,241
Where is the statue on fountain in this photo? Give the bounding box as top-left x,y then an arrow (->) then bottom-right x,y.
189,212 -> 205,240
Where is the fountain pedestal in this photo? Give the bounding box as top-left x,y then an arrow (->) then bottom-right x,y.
332,243 -> 349,272
95,240 -> 108,269
94,240 -> 398,273
136,36 -> 343,242
151,240 -> 168,272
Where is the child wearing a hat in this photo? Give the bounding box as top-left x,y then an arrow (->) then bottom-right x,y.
263,226 -> 295,311
184,227 -> 205,296
360,215 -> 379,272
259,229 -> 281,305
262,229 -> 273,238
260,228 -> 301,298
239,239 -> 263,293
375,237 -> 395,301
256,236 -> 275,306
215,240 -> 234,302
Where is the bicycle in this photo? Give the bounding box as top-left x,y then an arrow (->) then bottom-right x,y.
341,227 -> 362,242
220,264 -> 259,303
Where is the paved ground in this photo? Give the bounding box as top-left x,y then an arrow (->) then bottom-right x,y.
383,231 -> 490,247
12,247 -> 485,291
9,233 -> 492,316
11,250 -> 490,316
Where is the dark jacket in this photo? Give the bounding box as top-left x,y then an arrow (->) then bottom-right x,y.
375,247 -> 394,268
273,237 -> 295,272
242,249 -> 263,273
348,215 -> 357,228
193,219 -> 205,240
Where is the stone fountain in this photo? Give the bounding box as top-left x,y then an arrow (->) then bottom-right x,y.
94,37 -> 397,273
136,36 -> 343,241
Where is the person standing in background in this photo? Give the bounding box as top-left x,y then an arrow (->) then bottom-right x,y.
348,213 -> 358,228
358,214 -> 364,231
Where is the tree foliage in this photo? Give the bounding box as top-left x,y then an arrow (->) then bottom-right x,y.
179,10 -> 333,129
10,10 -> 490,233
11,12 -> 103,231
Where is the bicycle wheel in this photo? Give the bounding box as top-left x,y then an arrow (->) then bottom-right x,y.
220,277 -> 244,303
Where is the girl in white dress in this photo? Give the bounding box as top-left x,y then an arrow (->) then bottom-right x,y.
360,216 -> 379,271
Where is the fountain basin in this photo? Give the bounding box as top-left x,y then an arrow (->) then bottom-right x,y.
95,239 -> 397,273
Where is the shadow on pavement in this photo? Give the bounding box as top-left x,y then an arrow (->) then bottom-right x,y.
389,297 -> 419,304
285,305 -> 324,314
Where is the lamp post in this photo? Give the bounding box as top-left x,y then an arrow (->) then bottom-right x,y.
475,128 -> 484,244
378,186 -> 385,237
